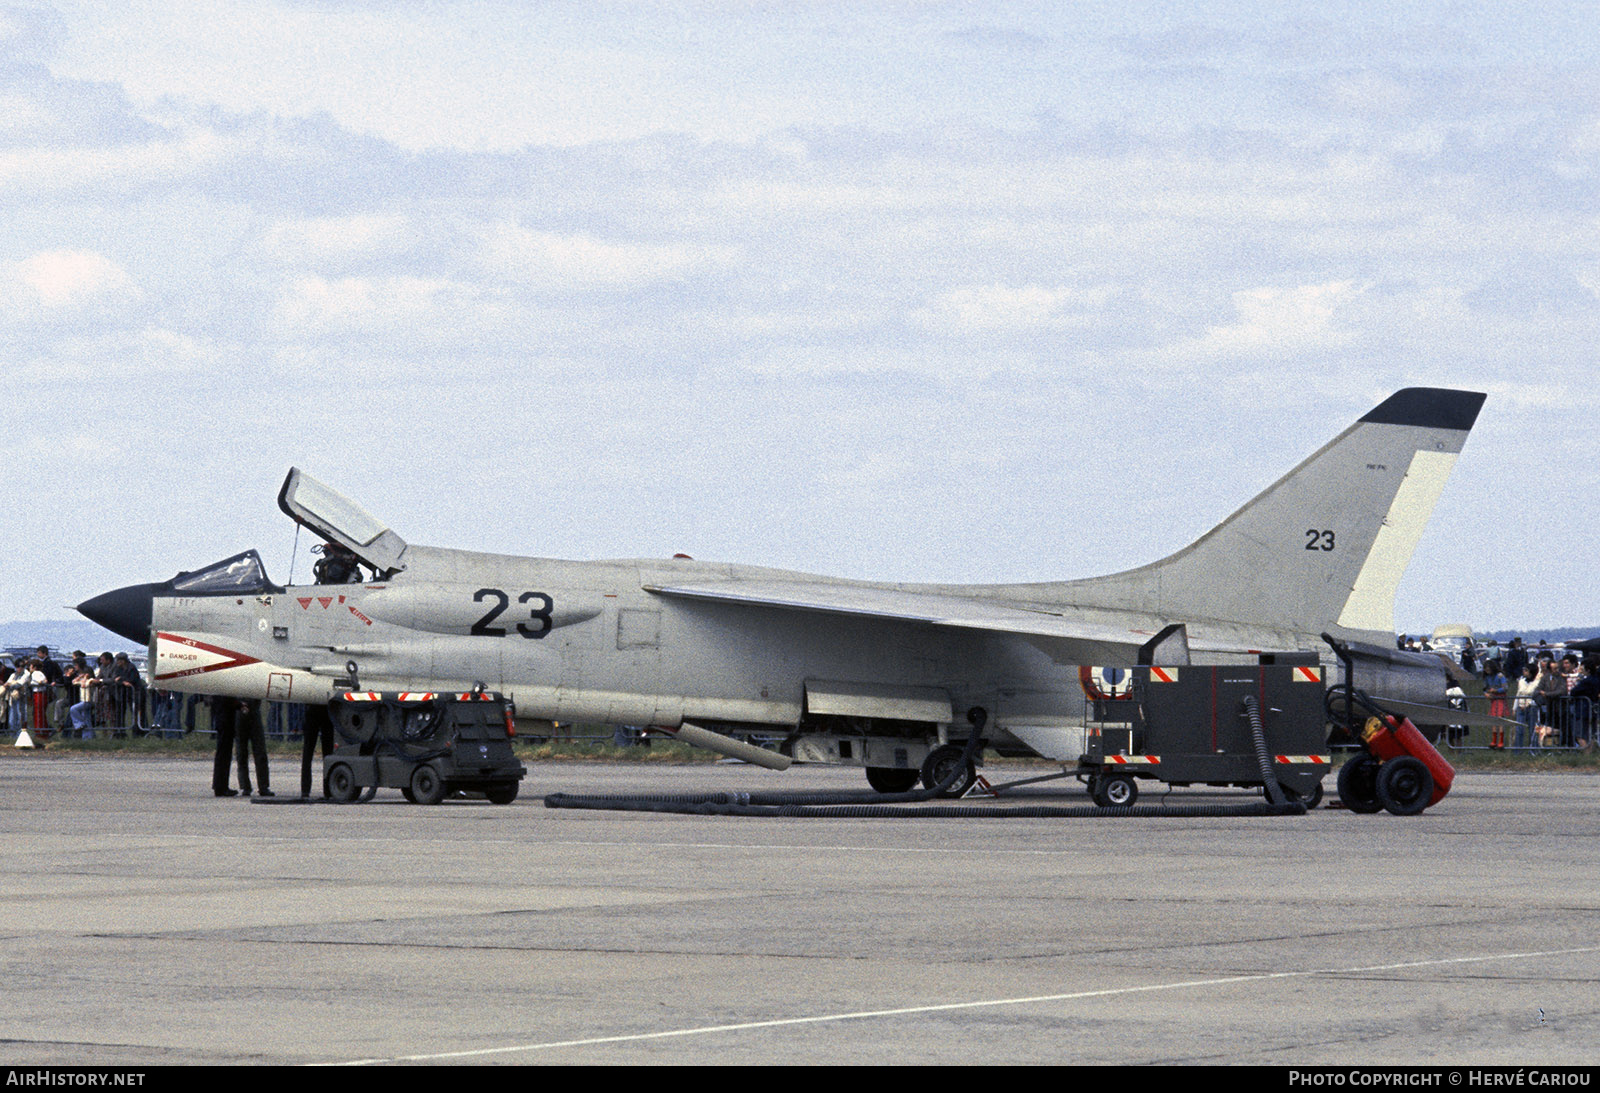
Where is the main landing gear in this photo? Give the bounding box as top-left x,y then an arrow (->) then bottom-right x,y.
862,745 -> 978,796
920,744 -> 978,797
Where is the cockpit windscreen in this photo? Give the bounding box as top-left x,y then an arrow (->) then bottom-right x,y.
171,550 -> 277,594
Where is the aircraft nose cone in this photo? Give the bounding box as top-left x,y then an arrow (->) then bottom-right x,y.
77,583 -> 164,645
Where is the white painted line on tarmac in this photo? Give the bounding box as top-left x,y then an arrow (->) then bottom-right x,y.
192,835 -> 1148,857
332,943 -> 1600,1065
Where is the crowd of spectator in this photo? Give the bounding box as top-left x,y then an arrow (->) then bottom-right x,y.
3,644 -> 323,748
2,646 -> 143,737
1401,634 -> 1599,750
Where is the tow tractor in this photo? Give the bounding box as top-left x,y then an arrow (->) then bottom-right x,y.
323,689 -> 526,805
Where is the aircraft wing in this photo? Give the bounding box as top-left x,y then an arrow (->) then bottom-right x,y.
644,579 -> 1155,665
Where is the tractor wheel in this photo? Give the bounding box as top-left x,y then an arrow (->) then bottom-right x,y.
326,763 -> 359,804
1337,755 -> 1382,814
409,764 -> 447,806
1093,772 -> 1138,808
1376,756 -> 1434,816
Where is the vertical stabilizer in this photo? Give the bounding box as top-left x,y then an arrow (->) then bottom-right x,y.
1060,388 -> 1485,640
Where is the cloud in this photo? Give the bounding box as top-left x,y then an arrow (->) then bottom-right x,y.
712,179 -> 927,217
1554,118 -> 1600,179
274,274 -> 465,332
43,2 -> 922,150
264,214 -> 412,266
947,25 -> 1049,53
0,91 -> 54,137
914,283 -> 1112,333
133,326 -> 221,371
0,3 -> 65,59
1,249 -> 141,325
4,324 -> 223,385
0,127 -> 235,196
1183,280 -> 1364,359
1465,261 -> 1598,318
1327,70 -> 1422,116
478,222 -> 737,290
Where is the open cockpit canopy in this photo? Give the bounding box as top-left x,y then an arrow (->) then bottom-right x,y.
277,468 -> 408,574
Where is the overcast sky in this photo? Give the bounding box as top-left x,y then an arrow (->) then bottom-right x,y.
3,1 -> 1596,635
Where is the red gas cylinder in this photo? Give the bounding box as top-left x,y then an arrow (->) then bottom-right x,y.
1362,715 -> 1454,806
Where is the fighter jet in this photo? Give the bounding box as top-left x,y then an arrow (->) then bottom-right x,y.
80,387 -> 1484,792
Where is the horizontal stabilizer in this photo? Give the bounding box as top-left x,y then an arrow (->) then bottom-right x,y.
1363,696 -> 1513,729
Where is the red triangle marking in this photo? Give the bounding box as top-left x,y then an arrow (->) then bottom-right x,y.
152,633 -> 263,682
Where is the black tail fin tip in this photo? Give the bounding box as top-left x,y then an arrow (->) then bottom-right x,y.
1360,388 -> 1486,431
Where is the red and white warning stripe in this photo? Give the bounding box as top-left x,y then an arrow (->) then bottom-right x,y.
1103,754 -> 1161,765
1273,755 -> 1331,765
153,633 -> 263,682
1148,666 -> 1179,683
1292,666 -> 1323,683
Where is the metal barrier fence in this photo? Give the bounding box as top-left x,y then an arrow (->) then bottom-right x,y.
1438,694 -> 1594,751
4,683 -> 654,745
3,680 -> 151,738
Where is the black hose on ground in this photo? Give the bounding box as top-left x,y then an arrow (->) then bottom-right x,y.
1242,694 -> 1286,806
544,703 -> 1306,818
544,707 -> 990,817
542,793 -> 1305,818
